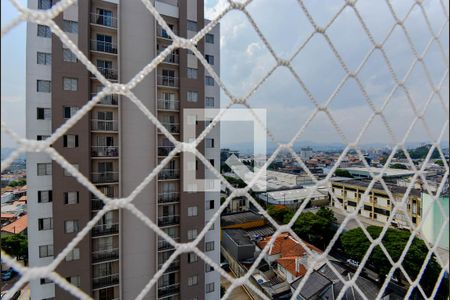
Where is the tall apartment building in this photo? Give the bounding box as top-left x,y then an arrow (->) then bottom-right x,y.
26,0 -> 220,299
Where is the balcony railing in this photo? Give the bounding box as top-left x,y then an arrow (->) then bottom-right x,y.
161,122 -> 180,134
92,172 -> 119,183
93,274 -> 120,289
158,237 -> 179,251
90,40 -> 118,54
157,51 -> 179,64
158,99 -> 179,111
158,192 -> 179,204
158,260 -> 180,273
91,94 -> 118,106
158,146 -> 175,156
92,199 -> 105,211
92,223 -> 119,236
93,67 -> 118,81
158,169 -> 179,180
158,283 -> 180,298
157,26 -> 178,39
92,248 -> 119,263
157,76 -> 179,88
91,120 -> 118,132
90,13 -> 118,28
158,215 -> 180,227
91,146 -> 119,158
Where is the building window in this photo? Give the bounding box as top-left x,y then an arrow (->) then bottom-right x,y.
188,252 -> 198,263
206,282 -> 215,293
63,106 -> 79,119
206,97 -> 214,107
64,164 -> 79,176
63,77 -> 78,91
188,206 -> 198,217
205,33 -> 214,44
37,80 -> 51,92
188,275 -> 198,286
40,278 -> 52,285
65,248 -> 80,261
64,220 -> 80,233
38,190 -> 52,203
64,192 -> 79,205
37,163 -> 52,176
38,0 -> 53,9
37,52 -> 52,65
39,244 -> 54,258
37,25 -> 51,38
205,264 -> 213,272
187,20 -> 197,32
66,276 -> 81,287
205,55 -> 214,65
209,159 -> 215,167
209,200 -> 215,210
205,241 -> 215,252
206,138 -> 215,148
205,76 -> 214,86
63,135 -> 79,148
38,218 -> 53,231
63,20 -> 78,33
207,221 -> 215,231
63,49 -> 78,62
37,135 -> 50,141
37,107 -> 51,120
187,229 -> 198,241
187,91 -> 198,102
187,68 -> 198,79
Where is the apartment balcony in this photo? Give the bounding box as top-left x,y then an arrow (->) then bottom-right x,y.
91,146 -> 119,158
90,40 -> 118,55
92,223 -> 119,237
93,274 -> 120,289
91,199 -> 105,211
158,146 -> 176,157
158,215 -> 180,227
158,260 -> 180,273
158,192 -> 179,204
157,76 -> 179,88
157,26 -> 178,40
90,13 -> 118,28
91,120 -> 118,132
92,67 -> 118,81
160,123 -> 180,134
91,93 -> 118,106
91,172 -> 119,184
158,99 -> 179,111
158,169 -> 179,180
158,238 -> 179,251
92,248 -> 119,263
158,283 -> 180,298
157,51 -> 179,64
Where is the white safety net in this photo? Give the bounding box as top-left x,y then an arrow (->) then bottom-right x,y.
1,0 -> 449,299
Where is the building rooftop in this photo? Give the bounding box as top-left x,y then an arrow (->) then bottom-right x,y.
332,179 -> 421,197
1,214 -> 28,234
291,271 -> 332,299
343,167 -> 416,178
265,187 -> 328,202
223,229 -> 253,246
257,232 -> 322,257
221,211 -> 265,227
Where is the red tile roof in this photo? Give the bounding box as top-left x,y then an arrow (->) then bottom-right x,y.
277,257 -> 307,277
1,215 -> 28,234
0,213 -> 16,220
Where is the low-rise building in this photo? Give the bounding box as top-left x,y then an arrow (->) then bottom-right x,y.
1,214 -> 28,236
258,187 -> 329,209
331,180 -> 421,228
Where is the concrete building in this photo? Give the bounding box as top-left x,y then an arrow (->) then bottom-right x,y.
299,147 -> 313,161
331,180 -> 421,228
342,167 -> 415,180
26,0 -> 220,299
258,187 -> 329,209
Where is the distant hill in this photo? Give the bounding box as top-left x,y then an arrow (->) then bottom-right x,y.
395,144 -> 441,160
1,148 -> 26,161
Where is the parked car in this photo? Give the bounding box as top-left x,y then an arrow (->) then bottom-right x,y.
346,259 -> 360,268
1,290 -> 21,300
1,267 -> 16,281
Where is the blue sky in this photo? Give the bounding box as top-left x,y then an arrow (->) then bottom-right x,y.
1,0 -> 449,149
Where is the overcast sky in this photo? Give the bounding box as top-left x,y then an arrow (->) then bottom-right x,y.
1,0 -> 448,149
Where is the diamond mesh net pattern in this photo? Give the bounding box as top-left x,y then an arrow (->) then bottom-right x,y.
1,0 -> 449,299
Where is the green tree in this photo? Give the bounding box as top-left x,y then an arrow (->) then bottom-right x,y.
340,226 -> 446,298
334,169 -> 353,178
389,163 -> 408,170
223,176 -> 246,188
8,179 -> 26,187
267,205 -> 293,224
1,234 -> 28,262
